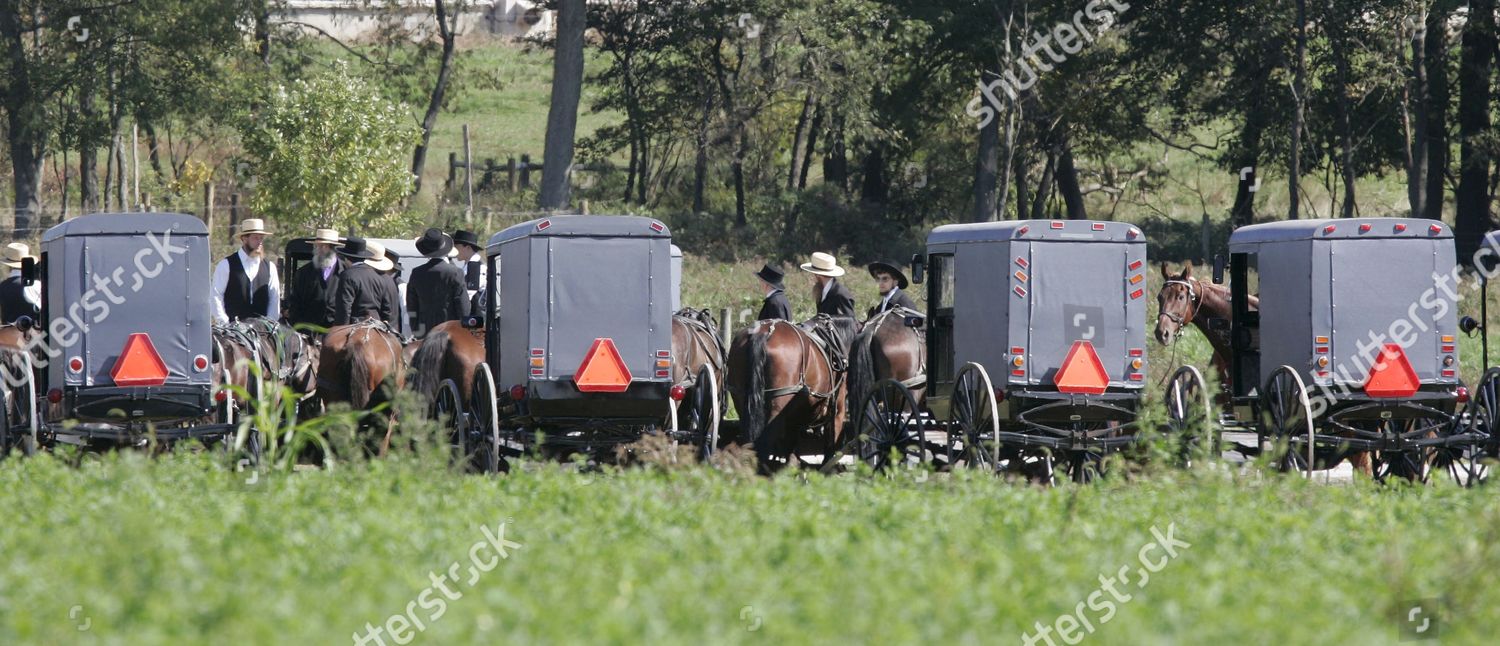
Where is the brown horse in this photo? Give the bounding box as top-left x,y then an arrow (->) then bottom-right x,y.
726,316 -> 861,471
409,320 -> 486,408
213,318 -> 318,416
847,307 -> 927,412
1154,262 -> 1249,385
671,309 -> 727,441
318,319 -> 407,451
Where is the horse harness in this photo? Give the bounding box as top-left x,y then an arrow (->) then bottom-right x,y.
674,312 -> 727,385
761,318 -> 849,403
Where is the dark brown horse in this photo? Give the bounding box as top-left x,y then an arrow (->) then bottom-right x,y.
318,319 -> 406,451
409,320 -> 486,407
213,318 -> 318,416
726,316 -> 861,471
672,309 -> 727,440
847,307 -> 927,413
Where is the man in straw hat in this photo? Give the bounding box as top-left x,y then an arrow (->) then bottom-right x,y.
407,227 -> 469,338
327,237 -> 401,330
288,228 -> 348,330
754,262 -> 792,321
0,242 -> 41,325
212,218 -> 280,324
865,259 -> 917,319
799,251 -> 855,318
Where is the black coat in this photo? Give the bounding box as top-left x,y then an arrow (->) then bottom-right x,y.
327,263 -> 401,330
407,258 -> 469,337
866,288 -> 918,319
815,279 -> 856,319
0,275 -> 39,324
289,259 -> 346,329
757,289 -> 792,321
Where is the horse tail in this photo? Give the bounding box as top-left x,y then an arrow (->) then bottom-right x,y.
742,326 -> 770,447
409,326 -> 451,404
349,338 -> 374,410
847,317 -> 880,421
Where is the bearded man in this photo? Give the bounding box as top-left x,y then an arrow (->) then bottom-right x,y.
212,219 -> 281,324
287,228 -> 348,330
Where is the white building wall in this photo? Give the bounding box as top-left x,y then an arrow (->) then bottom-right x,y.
280,1 -> 554,41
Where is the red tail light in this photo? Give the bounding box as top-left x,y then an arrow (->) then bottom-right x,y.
1457,386 -> 1470,403
509,384 -> 526,401
214,389 -> 229,402
67,357 -> 83,373
670,385 -> 686,401
47,389 -> 62,404
193,355 -> 209,372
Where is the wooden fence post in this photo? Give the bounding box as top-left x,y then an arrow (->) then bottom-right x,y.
520,154 -> 532,190
463,124 -> 473,218
507,157 -> 518,193
720,308 -> 733,347
230,193 -> 240,231
203,183 -> 216,231
446,152 -> 457,191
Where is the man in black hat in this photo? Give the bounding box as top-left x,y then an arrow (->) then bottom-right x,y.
451,229 -> 487,309
326,237 -> 402,330
288,228 -> 348,330
865,260 -> 918,319
406,228 -> 469,338
754,263 -> 792,321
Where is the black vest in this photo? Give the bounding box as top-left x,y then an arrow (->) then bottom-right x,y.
224,252 -> 271,320
0,275 -> 38,324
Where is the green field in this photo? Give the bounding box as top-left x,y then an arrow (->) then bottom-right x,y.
1,452 -> 1496,644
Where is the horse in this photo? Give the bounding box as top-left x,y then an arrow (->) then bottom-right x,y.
1153,261 -> 1250,387
212,318 -> 318,417
409,320 -> 486,410
671,308 -> 727,442
317,319 -> 407,452
725,315 -> 861,472
847,307 -> 927,416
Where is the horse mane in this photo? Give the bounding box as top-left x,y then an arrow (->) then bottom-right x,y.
740,326 -> 769,449
409,325 -> 452,403
846,313 -> 892,419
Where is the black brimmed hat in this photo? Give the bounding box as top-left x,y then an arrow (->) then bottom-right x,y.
338,236 -> 380,260
415,227 -> 454,258
867,260 -> 909,289
452,230 -> 482,250
754,263 -> 785,290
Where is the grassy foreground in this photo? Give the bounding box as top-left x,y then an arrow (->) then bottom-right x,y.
2,453 -> 1497,644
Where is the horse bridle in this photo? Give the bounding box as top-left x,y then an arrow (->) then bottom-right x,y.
1160,278 -> 1202,327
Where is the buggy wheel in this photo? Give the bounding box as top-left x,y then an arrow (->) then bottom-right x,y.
469,364 -> 506,474
1259,365 -> 1315,477
852,378 -> 927,470
692,367 -> 721,460
1166,365 -> 1215,463
949,363 -> 1000,472
433,378 -> 466,463
1443,368 -> 1500,486
1369,416 -> 1440,484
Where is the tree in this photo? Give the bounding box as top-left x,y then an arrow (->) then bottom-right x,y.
239,66 -> 420,232
541,0 -> 587,210
1455,0 -> 1496,262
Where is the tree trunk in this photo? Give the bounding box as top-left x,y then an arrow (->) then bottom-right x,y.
1289,0 -> 1308,220
732,126 -> 748,227
142,121 -> 166,184
972,79 -> 1001,223
823,112 -> 848,193
692,90 -> 711,214
1030,145 -> 1057,220
858,144 -> 888,206
1,6 -> 43,232
80,84 -> 99,212
1325,0 -> 1357,218
788,91 -> 815,191
1055,136 -> 1087,220
625,136 -> 638,203
1423,5 -> 1452,220
539,0 -> 587,210
256,0 -> 272,65
637,132 -> 649,205
1455,0 -> 1496,263
410,0 -> 458,196
996,106 -> 1017,222
1407,9 -> 1428,217
1013,151 -> 1031,220
799,103 -> 822,190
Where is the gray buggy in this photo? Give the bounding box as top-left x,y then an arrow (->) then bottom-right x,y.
1190,218 -> 1471,482
0,213 -> 248,456
438,215 -> 703,472
860,220 -> 1151,482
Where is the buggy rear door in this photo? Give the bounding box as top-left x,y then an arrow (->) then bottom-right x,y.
1327,239 -> 1451,385
544,237 -> 670,382
1026,241 -> 1134,386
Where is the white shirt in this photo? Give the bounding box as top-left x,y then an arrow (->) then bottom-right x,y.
880,287 -> 899,310
8,269 -> 41,308
821,278 -> 834,302
212,249 -> 281,324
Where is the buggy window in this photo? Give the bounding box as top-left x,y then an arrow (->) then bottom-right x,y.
928,253 -> 956,391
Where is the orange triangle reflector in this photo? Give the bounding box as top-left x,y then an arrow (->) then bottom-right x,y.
1365,343 -> 1419,398
1054,341 -> 1110,395
111,333 -> 169,387
574,338 -> 632,393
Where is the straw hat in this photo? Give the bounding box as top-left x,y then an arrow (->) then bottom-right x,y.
310,228 -> 341,245
799,252 -> 845,278
363,240 -> 395,272
239,218 -> 273,238
1,242 -> 35,269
